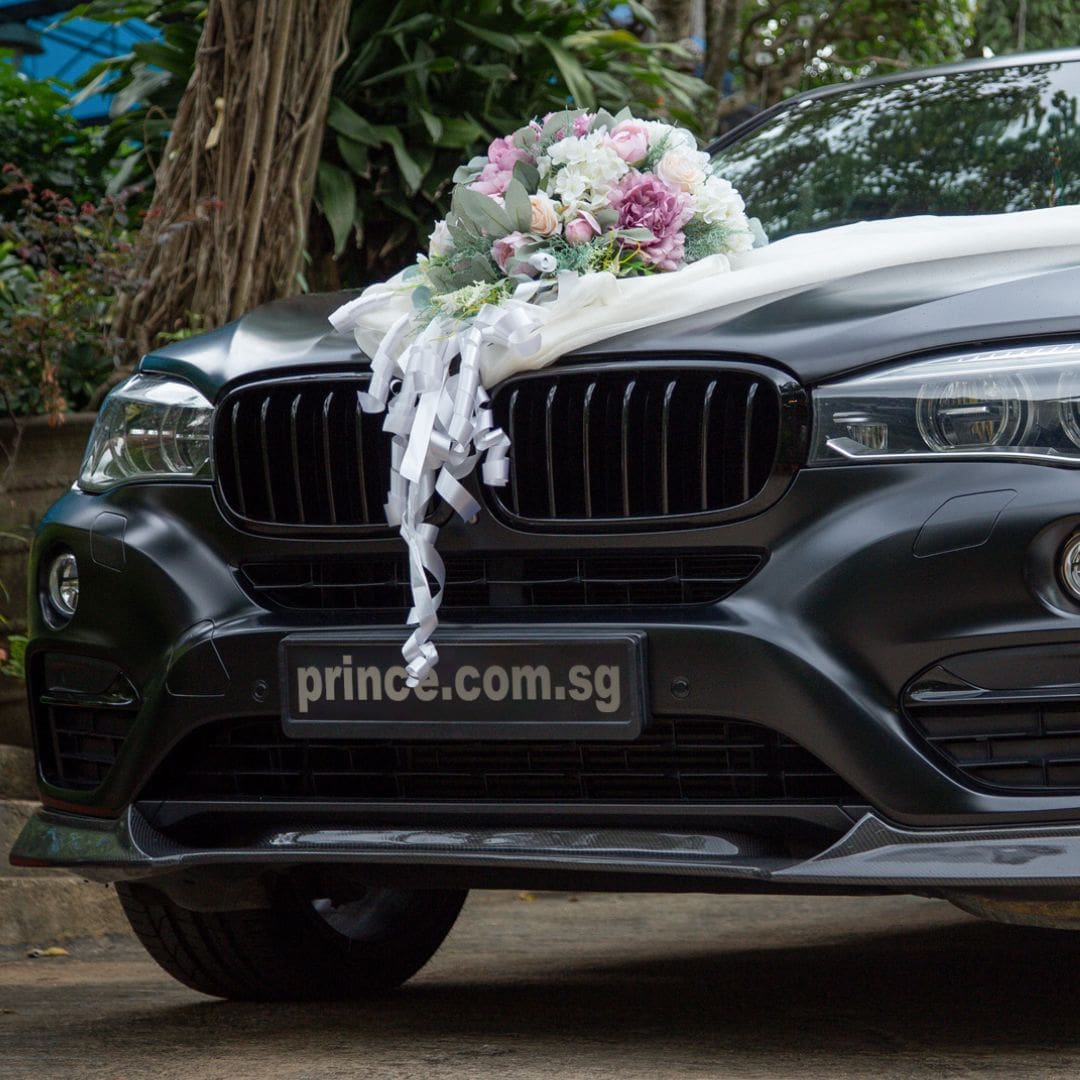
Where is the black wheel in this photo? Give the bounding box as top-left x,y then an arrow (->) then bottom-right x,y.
117,880 -> 467,1000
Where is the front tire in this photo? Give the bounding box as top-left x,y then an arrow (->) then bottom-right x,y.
117,880 -> 467,1000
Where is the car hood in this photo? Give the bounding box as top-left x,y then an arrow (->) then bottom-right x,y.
142,243 -> 1080,401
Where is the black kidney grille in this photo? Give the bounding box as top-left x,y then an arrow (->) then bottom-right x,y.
215,377 -> 393,529
240,551 -> 764,612
908,699 -> 1080,790
491,367 -> 781,522
144,716 -> 858,803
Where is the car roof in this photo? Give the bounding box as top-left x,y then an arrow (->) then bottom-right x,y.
707,47 -> 1080,152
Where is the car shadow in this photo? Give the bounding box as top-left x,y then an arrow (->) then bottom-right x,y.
73,916 -> 1080,1058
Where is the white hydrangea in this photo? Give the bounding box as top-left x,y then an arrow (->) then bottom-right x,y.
693,174 -> 748,226
543,131 -> 628,209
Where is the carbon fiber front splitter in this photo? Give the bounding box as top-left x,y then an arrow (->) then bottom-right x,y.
12,805 -> 1080,891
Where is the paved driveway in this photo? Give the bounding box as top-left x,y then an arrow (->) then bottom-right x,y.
1,890 -> 1078,1079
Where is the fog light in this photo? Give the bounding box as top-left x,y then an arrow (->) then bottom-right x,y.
1062,536 -> 1080,601
44,552 -> 79,623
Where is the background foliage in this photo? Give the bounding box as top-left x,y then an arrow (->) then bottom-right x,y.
0,0 -> 1077,419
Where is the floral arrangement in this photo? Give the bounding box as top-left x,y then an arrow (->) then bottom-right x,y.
331,110 -> 759,683
414,108 -> 757,323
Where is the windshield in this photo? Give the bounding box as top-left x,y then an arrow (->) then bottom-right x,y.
712,59 -> 1080,242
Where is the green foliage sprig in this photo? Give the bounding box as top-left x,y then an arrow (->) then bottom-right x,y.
0,166 -> 137,419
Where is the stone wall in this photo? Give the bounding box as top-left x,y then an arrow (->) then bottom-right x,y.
0,414 -> 96,797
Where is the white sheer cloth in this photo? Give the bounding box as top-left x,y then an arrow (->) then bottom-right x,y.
329,206 -> 1080,681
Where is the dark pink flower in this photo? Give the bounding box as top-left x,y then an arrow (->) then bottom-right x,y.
609,172 -> 694,271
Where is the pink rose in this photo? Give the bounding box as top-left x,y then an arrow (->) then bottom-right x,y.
487,135 -> 532,172
491,231 -> 528,273
470,162 -> 512,197
564,211 -> 602,245
609,120 -> 649,165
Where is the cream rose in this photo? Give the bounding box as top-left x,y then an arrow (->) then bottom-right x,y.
655,149 -> 706,193
529,192 -> 560,237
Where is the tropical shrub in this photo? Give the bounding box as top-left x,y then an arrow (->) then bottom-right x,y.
318,0 -> 711,283
0,166 -> 137,419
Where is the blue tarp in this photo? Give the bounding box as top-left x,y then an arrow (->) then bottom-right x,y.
0,1 -> 159,121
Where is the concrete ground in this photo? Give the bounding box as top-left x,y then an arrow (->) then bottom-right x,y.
2,889 -> 1080,1079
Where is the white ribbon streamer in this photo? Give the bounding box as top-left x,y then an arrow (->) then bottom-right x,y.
331,292 -> 545,683
331,206 -> 1080,682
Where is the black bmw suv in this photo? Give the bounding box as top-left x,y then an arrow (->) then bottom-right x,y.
12,51 -> 1080,999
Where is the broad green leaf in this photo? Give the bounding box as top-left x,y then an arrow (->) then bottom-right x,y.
131,41 -> 193,78
380,127 -> 425,191
455,19 -> 523,53
419,109 -> 443,142
541,40 -> 596,110
337,135 -> 370,176
435,116 -> 485,148
316,161 -> 358,257
326,98 -> 383,145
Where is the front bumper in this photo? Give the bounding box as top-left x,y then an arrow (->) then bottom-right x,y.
15,803 -> 1080,893
19,455 -> 1080,885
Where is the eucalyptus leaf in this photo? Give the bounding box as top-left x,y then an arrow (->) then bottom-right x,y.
411,284 -> 433,310
449,253 -> 499,286
454,186 -> 515,239
512,159 -> 540,193
590,109 -> 618,132
502,178 -> 533,233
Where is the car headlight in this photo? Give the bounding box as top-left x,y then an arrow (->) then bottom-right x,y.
810,342 -> 1080,465
78,374 -> 213,492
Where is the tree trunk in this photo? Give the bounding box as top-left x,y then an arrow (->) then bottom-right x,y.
703,0 -> 740,131
111,0 -> 350,361
643,0 -> 695,42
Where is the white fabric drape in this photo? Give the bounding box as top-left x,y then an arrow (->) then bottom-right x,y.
330,206 -> 1080,680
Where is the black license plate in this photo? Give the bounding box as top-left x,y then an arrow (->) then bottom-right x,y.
280,629 -> 646,740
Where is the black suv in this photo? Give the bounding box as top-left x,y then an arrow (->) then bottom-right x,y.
12,51 -> 1080,999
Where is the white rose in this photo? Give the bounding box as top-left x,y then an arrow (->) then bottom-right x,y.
655,149 -> 706,193
529,192 -> 560,237
428,219 -> 454,256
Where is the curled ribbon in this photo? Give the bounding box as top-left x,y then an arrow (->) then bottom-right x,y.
332,294 -> 545,684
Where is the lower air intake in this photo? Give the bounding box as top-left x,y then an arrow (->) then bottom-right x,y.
144,716 -> 858,803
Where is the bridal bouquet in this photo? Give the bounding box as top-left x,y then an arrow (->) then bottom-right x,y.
417,108 -> 756,320
330,110 -> 757,682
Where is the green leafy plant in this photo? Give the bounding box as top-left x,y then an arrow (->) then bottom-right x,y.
71,0 -> 712,288
319,0 -> 712,283
0,166 -> 137,419
66,0 -> 206,197
0,61 -> 111,207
